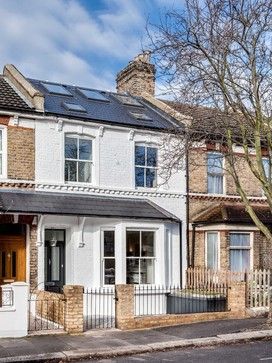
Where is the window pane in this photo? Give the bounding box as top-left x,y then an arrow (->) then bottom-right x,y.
207,175 -> 223,194
127,231 -> 140,257
45,230 -> 65,242
207,153 -> 223,173
12,251 -> 16,278
140,259 -> 154,284
230,233 -> 250,247
51,247 -> 60,281
65,160 -> 77,181
135,146 -> 145,166
146,168 -> 157,187
230,249 -> 250,272
0,130 -> 2,152
207,232 -> 218,270
79,139 -> 92,160
104,259 -> 115,285
135,167 -> 145,187
0,154 -> 3,176
78,161 -> 91,182
147,147 -> 157,167
141,231 -> 154,257
126,258 -> 139,284
65,137 -> 77,159
104,231 -> 115,257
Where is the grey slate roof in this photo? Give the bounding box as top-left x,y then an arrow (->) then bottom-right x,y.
28,78 -> 179,131
0,190 -> 179,221
0,76 -> 32,112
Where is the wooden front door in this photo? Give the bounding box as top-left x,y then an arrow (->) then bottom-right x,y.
0,236 -> 26,284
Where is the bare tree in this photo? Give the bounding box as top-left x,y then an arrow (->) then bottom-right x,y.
148,0 -> 272,242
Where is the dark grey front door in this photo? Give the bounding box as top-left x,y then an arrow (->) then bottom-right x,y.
44,229 -> 65,293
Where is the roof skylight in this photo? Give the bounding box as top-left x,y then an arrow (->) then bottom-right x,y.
129,112 -> 153,122
63,102 -> 87,112
41,82 -> 72,96
114,94 -> 143,107
77,88 -> 109,102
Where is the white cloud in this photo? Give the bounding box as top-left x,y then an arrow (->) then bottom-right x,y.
0,0 -> 149,89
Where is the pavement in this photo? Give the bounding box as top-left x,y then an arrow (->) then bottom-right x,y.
0,317 -> 271,362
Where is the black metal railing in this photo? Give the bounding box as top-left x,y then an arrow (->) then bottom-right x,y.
28,297 -> 65,332
84,287 -> 115,330
135,284 -> 228,316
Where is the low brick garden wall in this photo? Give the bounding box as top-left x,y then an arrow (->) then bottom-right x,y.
35,290 -> 65,326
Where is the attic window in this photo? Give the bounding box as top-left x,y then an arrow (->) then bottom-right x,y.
114,94 -> 143,107
129,112 -> 152,122
77,88 -> 109,102
41,82 -> 72,96
63,102 -> 87,112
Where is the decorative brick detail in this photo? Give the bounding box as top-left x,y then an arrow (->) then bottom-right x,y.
115,284 -> 134,330
63,285 -> 84,334
8,126 -> 35,180
29,225 -> 38,291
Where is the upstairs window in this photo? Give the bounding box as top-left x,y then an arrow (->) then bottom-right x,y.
135,145 -> 157,188
207,152 -> 224,194
262,157 -> 272,182
65,135 -> 92,183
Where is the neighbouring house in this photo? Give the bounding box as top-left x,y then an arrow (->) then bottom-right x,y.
161,103 -> 272,273
0,54 -> 187,294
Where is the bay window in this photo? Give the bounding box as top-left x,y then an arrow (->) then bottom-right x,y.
135,145 -> 157,188
207,152 -> 224,194
229,232 -> 251,272
126,230 -> 155,284
65,135 -> 92,183
206,232 -> 219,270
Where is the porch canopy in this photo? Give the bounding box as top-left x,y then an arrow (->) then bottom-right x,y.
192,203 -> 272,225
0,189 -> 179,222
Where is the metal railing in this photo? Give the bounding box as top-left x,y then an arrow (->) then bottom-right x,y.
28,296 -> 65,332
0,287 -> 14,307
84,287 -> 115,330
135,284 -> 228,316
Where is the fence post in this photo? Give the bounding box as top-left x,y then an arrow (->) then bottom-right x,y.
63,285 -> 84,334
115,284 -> 134,330
228,282 -> 246,316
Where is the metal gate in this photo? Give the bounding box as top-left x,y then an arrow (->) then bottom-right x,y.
83,287 -> 115,330
28,294 -> 65,332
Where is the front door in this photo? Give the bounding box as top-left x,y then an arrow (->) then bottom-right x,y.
0,236 -> 26,284
44,229 -> 65,293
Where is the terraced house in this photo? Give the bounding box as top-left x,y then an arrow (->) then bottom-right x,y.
0,54 -> 186,294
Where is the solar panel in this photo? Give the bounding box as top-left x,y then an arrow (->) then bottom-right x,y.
77,88 -> 109,102
113,94 -> 143,107
41,82 -> 72,96
129,111 -> 153,122
63,102 -> 87,112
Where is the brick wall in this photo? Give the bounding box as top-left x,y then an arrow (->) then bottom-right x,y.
36,290 -> 65,326
8,126 -> 35,180
63,285 -> 84,334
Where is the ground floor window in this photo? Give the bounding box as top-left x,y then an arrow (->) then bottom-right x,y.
126,230 -> 155,284
102,230 -> 115,285
206,231 -> 219,270
229,232 -> 251,272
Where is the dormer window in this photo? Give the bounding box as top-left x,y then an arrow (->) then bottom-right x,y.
135,145 -> 157,188
65,135 -> 92,183
207,152 -> 224,194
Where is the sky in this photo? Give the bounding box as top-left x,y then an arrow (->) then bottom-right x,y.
0,0 -> 181,95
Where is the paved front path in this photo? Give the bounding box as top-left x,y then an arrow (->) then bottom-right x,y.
0,318 -> 268,360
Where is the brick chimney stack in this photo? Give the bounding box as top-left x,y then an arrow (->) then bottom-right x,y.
116,51 -> 155,97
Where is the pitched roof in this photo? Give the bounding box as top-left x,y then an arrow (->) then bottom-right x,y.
0,189 -> 179,221
0,76 -> 32,112
27,78 -> 179,131
193,203 -> 272,225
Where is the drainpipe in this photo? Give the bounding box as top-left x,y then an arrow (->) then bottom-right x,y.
191,223 -> 196,267
185,141 -> 190,268
179,220 -> 183,287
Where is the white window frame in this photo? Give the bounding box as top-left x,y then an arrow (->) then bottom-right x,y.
205,231 -> 220,270
229,231 -> 253,271
126,229 -> 156,285
207,151 -> 225,194
101,228 -> 116,286
64,133 -> 93,184
134,143 -> 158,189
0,127 -> 7,179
